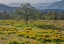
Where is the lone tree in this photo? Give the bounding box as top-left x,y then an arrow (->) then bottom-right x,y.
15,3 -> 38,24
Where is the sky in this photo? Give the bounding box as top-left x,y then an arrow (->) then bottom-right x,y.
0,0 -> 62,4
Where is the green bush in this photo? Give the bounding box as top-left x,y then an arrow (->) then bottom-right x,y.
36,24 -> 58,29
53,39 -> 63,42
30,37 -> 36,39
26,36 -> 29,38
15,25 -> 22,27
43,39 -> 51,42
8,32 -> 16,34
9,42 -> 19,44
18,34 -> 24,37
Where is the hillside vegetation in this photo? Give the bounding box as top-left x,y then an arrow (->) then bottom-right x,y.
0,3 -> 64,44
0,20 -> 64,44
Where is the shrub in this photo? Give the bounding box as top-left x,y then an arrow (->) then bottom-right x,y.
26,36 -> 29,38
9,42 -> 19,44
8,32 -> 16,34
36,24 -> 58,29
18,34 -> 24,37
30,37 -> 36,39
44,39 -> 51,42
15,25 -> 22,27
53,39 -> 63,42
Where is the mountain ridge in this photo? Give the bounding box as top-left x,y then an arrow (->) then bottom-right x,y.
7,2 -> 54,8
0,3 -> 18,12
47,0 -> 64,10
0,0 -> 64,12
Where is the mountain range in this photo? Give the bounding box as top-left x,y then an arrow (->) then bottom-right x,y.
0,3 -> 18,12
47,0 -> 64,10
0,0 -> 64,12
8,2 -> 54,8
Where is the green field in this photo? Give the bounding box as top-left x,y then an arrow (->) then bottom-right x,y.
0,20 -> 64,44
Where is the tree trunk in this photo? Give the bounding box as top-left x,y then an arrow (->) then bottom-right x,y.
26,19 -> 28,24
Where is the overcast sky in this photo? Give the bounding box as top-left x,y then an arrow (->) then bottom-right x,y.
0,0 -> 62,4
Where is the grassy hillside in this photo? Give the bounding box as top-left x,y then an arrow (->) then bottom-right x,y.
0,20 -> 64,44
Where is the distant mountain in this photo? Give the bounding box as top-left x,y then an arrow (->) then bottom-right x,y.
7,2 -> 54,9
47,0 -> 64,10
41,9 -> 64,13
31,2 -> 54,9
0,1 -> 64,12
8,3 -> 22,7
32,2 -> 54,7
0,3 -> 18,11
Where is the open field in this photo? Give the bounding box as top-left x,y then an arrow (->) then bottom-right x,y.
0,20 -> 64,44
